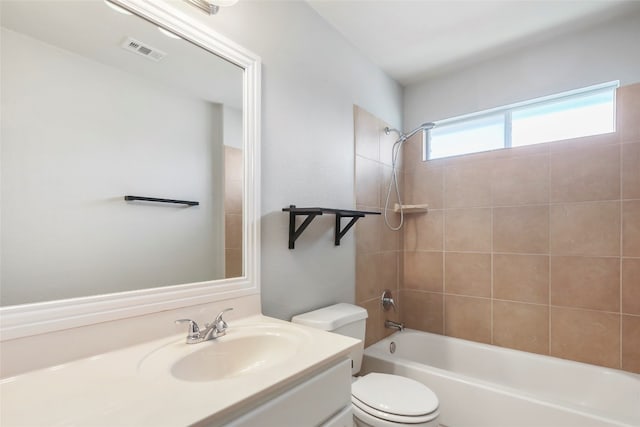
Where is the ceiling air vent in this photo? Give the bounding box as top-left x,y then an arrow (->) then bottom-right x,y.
121,37 -> 167,62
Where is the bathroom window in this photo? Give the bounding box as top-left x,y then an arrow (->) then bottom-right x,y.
426,81 -> 618,160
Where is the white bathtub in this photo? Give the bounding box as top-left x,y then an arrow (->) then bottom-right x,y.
361,330 -> 640,427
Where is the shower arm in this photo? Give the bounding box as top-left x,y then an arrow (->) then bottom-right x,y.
385,122 -> 435,143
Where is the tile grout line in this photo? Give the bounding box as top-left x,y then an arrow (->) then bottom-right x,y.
548,149 -> 552,356
619,140 -> 623,369
437,197 -> 640,211
398,289 -> 634,317
489,171 -> 495,344
442,164 -> 447,335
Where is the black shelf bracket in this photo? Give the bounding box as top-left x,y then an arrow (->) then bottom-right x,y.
282,205 -> 380,249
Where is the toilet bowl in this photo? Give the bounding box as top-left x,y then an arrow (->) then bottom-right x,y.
291,303 -> 440,427
352,373 -> 439,427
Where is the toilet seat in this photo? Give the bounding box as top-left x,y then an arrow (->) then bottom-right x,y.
351,373 -> 439,424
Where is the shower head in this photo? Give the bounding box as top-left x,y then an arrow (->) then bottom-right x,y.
404,122 -> 435,140
385,122 -> 436,142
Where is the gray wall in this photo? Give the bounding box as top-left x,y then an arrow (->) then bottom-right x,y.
170,0 -> 404,320
404,10 -> 640,127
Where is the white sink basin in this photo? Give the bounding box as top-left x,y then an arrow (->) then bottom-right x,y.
139,324 -> 311,382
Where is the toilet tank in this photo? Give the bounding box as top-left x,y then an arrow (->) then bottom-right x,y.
291,303 -> 367,375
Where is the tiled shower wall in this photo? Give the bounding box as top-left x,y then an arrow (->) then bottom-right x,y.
354,83 -> 640,373
354,106 -> 402,347
224,146 -> 243,278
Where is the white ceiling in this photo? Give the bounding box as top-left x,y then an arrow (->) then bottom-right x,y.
1,0 -> 243,108
307,0 -> 640,86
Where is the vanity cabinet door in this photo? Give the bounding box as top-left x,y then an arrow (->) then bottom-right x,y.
211,358 -> 352,427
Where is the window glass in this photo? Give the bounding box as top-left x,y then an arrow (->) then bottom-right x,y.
428,114 -> 504,160
512,90 -> 615,147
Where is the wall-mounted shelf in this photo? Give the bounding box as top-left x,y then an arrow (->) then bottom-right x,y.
282,205 -> 381,249
393,203 -> 429,214
124,195 -> 199,206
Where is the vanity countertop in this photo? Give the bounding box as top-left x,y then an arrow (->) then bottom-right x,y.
0,315 -> 359,426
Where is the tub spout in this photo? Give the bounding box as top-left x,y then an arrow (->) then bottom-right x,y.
385,319 -> 404,331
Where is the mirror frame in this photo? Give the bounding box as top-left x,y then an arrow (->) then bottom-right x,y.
0,0 -> 261,340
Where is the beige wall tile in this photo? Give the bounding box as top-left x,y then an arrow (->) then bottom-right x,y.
360,292 -> 403,345
354,106 -> 380,161
622,315 -> 640,374
550,201 -> 620,256
379,210 -> 401,251
492,155 -> 549,206
445,252 -> 491,297
357,252 -> 397,303
492,141 -> 549,159
404,210 -> 443,252
622,143 -> 640,199
549,144 -> 620,203
493,205 -> 549,254
403,251 -> 443,292
378,252 -> 399,295
355,212 -> 381,254
444,295 -> 491,344
547,132 -> 618,153
224,249 -> 242,278
550,256 -> 620,312
622,258 -> 640,315
445,208 -> 492,252
225,213 -> 242,249
444,148 -> 497,166
494,254 -> 549,304
356,252 -> 380,303
358,299 -> 383,348
617,82 -> 640,143
401,290 -> 444,334
379,120 -> 398,167
493,301 -> 549,355
355,155 -> 381,208
224,178 -> 243,214
224,146 -> 243,176
404,165 -> 444,209
402,133 -> 424,173
380,165 -> 401,209
224,147 -> 244,215
403,172 -> 416,208
623,200 -> 640,257
444,160 -> 492,208
550,307 -> 620,369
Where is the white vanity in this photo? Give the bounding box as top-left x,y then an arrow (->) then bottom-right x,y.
1,315 -> 358,426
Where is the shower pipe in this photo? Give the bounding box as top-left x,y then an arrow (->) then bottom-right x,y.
383,122 -> 435,231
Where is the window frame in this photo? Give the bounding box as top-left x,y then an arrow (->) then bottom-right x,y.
425,81 -> 619,161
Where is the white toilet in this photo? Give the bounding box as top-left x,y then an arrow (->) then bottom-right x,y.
292,303 -> 440,427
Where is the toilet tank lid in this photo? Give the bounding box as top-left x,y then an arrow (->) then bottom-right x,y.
291,303 -> 368,331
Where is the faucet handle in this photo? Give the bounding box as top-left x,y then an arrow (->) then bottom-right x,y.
381,290 -> 397,312
213,308 -> 234,329
175,319 -> 201,343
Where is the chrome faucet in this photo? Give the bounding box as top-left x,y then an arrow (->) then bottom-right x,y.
175,308 -> 233,344
385,319 -> 404,332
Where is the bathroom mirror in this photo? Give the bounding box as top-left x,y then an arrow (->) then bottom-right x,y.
0,0 -> 261,339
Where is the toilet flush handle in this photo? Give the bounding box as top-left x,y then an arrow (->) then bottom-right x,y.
381,289 -> 397,312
